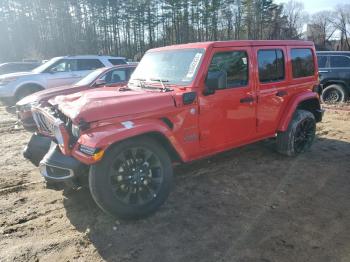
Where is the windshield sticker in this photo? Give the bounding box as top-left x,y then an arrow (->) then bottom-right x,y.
185,53 -> 203,79
242,57 -> 247,65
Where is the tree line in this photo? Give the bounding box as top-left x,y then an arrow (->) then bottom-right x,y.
0,0 -> 349,62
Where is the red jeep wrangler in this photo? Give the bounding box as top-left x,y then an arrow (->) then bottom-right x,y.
24,40 -> 323,219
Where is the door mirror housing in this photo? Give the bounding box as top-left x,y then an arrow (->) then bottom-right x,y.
94,79 -> 107,87
204,70 -> 227,95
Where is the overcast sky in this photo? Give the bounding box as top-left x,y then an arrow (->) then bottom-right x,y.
275,0 -> 345,14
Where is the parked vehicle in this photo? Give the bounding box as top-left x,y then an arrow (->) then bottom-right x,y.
0,62 -> 41,75
317,51 -> 350,104
24,40 -> 323,219
16,64 -> 137,132
0,55 -> 127,106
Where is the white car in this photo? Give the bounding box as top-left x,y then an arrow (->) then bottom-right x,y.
0,55 -> 127,105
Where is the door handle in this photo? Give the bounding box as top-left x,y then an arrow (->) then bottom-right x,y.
276,90 -> 288,97
240,96 -> 254,103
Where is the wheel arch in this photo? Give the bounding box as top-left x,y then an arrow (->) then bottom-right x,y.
321,80 -> 349,91
106,131 -> 183,164
73,121 -> 187,165
278,92 -> 322,132
14,83 -> 45,100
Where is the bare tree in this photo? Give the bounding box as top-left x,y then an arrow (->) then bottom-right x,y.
309,11 -> 337,49
283,0 -> 308,38
331,4 -> 350,50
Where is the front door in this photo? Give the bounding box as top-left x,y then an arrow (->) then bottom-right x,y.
198,47 -> 256,151
45,59 -> 81,88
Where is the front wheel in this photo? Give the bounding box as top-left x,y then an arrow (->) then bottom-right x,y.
89,137 -> 173,219
276,110 -> 316,156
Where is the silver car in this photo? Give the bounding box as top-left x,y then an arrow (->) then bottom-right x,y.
0,55 -> 127,105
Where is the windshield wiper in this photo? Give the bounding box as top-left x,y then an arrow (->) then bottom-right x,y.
130,78 -> 146,89
149,78 -> 173,92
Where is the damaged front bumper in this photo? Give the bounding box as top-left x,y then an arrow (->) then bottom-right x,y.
23,133 -> 87,188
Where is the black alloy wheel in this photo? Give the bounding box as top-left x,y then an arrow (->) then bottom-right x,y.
293,118 -> 316,154
110,147 -> 164,206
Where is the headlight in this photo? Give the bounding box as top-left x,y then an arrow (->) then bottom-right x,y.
0,77 -> 17,86
71,124 -> 80,138
18,101 -> 38,112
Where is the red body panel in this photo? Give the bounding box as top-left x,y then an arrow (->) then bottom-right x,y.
34,40 -> 320,165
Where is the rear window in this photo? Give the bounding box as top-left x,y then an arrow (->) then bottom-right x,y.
317,56 -> 327,68
258,49 -> 285,83
77,59 -> 104,70
108,59 -> 127,65
330,56 -> 350,68
291,48 -> 315,78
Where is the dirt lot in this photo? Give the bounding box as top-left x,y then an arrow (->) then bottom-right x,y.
0,106 -> 350,262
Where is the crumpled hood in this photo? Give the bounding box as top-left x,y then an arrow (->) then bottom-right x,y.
0,71 -> 39,80
50,88 -> 176,123
16,84 -> 89,106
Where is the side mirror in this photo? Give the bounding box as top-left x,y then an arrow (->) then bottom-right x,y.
94,79 -> 107,87
204,70 -> 227,96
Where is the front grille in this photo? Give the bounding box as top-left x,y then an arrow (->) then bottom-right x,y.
32,109 -> 56,136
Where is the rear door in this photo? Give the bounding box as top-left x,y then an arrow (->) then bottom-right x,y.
74,59 -> 105,80
254,46 -> 289,136
198,46 -> 257,150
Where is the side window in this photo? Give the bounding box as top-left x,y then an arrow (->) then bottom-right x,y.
48,59 -> 77,72
77,59 -> 104,71
317,56 -> 328,68
330,56 -> 350,68
258,49 -> 285,83
208,51 -> 248,89
101,69 -> 127,83
108,59 -> 127,65
291,48 -> 315,78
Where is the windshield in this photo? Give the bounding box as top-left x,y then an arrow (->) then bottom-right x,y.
74,67 -> 106,86
32,57 -> 62,73
129,48 -> 205,86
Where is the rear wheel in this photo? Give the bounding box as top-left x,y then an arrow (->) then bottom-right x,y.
321,84 -> 348,104
276,110 -> 316,156
89,137 -> 173,219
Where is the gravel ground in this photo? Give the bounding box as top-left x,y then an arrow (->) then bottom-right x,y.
0,105 -> 349,262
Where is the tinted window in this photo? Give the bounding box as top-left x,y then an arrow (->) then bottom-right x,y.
317,55 -> 327,68
258,49 -> 284,83
330,56 -> 350,68
48,59 -> 77,72
208,51 -> 248,89
101,69 -> 127,83
291,48 -> 315,78
77,59 -> 104,70
108,59 -> 127,65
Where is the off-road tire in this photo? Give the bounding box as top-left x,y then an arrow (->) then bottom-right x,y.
276,110 -> 316,156
321,84 -> 348,104
89,137 -> 173,219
